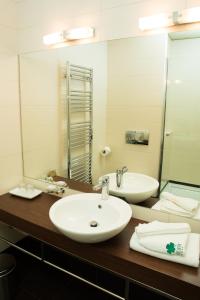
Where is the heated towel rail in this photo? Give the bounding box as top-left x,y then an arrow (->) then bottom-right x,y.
65,63 -> 93,184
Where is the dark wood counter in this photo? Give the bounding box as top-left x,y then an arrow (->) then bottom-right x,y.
0,192 -> 199,300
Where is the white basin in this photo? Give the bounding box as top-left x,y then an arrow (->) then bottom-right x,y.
49,193 -> 132,243
104,172 -> 159,204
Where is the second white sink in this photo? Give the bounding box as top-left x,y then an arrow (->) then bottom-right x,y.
104,172 -> 159,204
49,193 -> 132,243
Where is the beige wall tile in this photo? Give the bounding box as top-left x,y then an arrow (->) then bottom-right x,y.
0,154 -> 23,195
0,53 -> 22,193
0,108 -> 22,156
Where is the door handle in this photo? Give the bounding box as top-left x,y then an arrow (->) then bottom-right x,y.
165,131 -> 172,136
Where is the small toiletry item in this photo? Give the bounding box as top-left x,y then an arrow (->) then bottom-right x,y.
44,176 -> 54,182
47,184 -> 58,193
47,170 -> 57,177
46,184 -> 65,195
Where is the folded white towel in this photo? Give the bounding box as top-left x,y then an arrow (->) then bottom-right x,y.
139,233 -> 188,256
152,200 -> 200,220
130,232 -> 200,268
135,220 -> 191,238
161,192 -> 199,212
160,199 -> 195,218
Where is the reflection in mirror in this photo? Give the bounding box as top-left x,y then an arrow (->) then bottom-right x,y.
19,29 -> 200,221
20,42 -> 108,186
155,29 -> 200,221
19,34 -> 167,202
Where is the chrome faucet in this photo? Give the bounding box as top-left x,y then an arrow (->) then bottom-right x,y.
116,166 -> 128,188
93,176 -> 110,200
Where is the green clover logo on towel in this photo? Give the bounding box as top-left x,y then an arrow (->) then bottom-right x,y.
166,242 -> 176,254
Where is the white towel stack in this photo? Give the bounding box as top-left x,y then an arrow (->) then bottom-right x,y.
130,220 -> 200,267
159,192 -> 199,218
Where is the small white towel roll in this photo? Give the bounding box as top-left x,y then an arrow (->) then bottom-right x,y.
139,233 -> 188,256
161,192 -> 199,212
130,232 -> 200,268
135,220 -> 191,238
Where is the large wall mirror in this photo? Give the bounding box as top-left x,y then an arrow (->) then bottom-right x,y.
19,29 -> 200,222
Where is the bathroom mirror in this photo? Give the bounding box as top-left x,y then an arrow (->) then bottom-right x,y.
156,29 -> 200,221
19,29 -> 200,221
19,33 -> 167,187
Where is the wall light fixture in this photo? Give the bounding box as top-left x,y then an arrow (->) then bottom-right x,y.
139,6 -> 200,31
43,27 -> 95,45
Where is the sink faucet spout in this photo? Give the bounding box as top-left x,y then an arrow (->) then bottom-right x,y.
116,166 -> 128,188
93,176 -> 110,200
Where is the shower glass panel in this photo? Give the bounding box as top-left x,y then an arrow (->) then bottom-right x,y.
161,32 -> 200,196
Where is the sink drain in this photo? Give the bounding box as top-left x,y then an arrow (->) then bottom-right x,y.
90,220 -> 98,227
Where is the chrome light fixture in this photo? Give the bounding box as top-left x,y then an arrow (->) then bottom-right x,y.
43,27 -> 95,45
139,6 -> 200,31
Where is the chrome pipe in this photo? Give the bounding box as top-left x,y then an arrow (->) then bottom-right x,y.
0,236 -> 42,261
70,90 -> 91,94
71,153 -> 91,161
72,174 -> 90,181
71,161 -> 92,168
70,64 -> 92,71
71,158 -> 91,165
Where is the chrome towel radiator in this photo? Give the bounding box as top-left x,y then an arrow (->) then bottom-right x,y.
66,63 -> 93,184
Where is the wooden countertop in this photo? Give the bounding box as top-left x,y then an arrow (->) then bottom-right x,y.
0,191 -> 199,299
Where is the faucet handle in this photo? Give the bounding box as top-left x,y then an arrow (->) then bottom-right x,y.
93,176 -> 106,191
93,182 -> 101,191
122,166 -> 128,173
93,176 -> 109,192
102,176 -> 109,185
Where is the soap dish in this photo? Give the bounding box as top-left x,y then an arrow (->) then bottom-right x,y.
9,187 -> 42,199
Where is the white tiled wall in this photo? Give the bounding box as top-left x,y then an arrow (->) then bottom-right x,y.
0,0 -> 21,250
0,0 -> 22,195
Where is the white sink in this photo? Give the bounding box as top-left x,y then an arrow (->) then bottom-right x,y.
49,193 -> 132,243
105,172 -> 159,204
